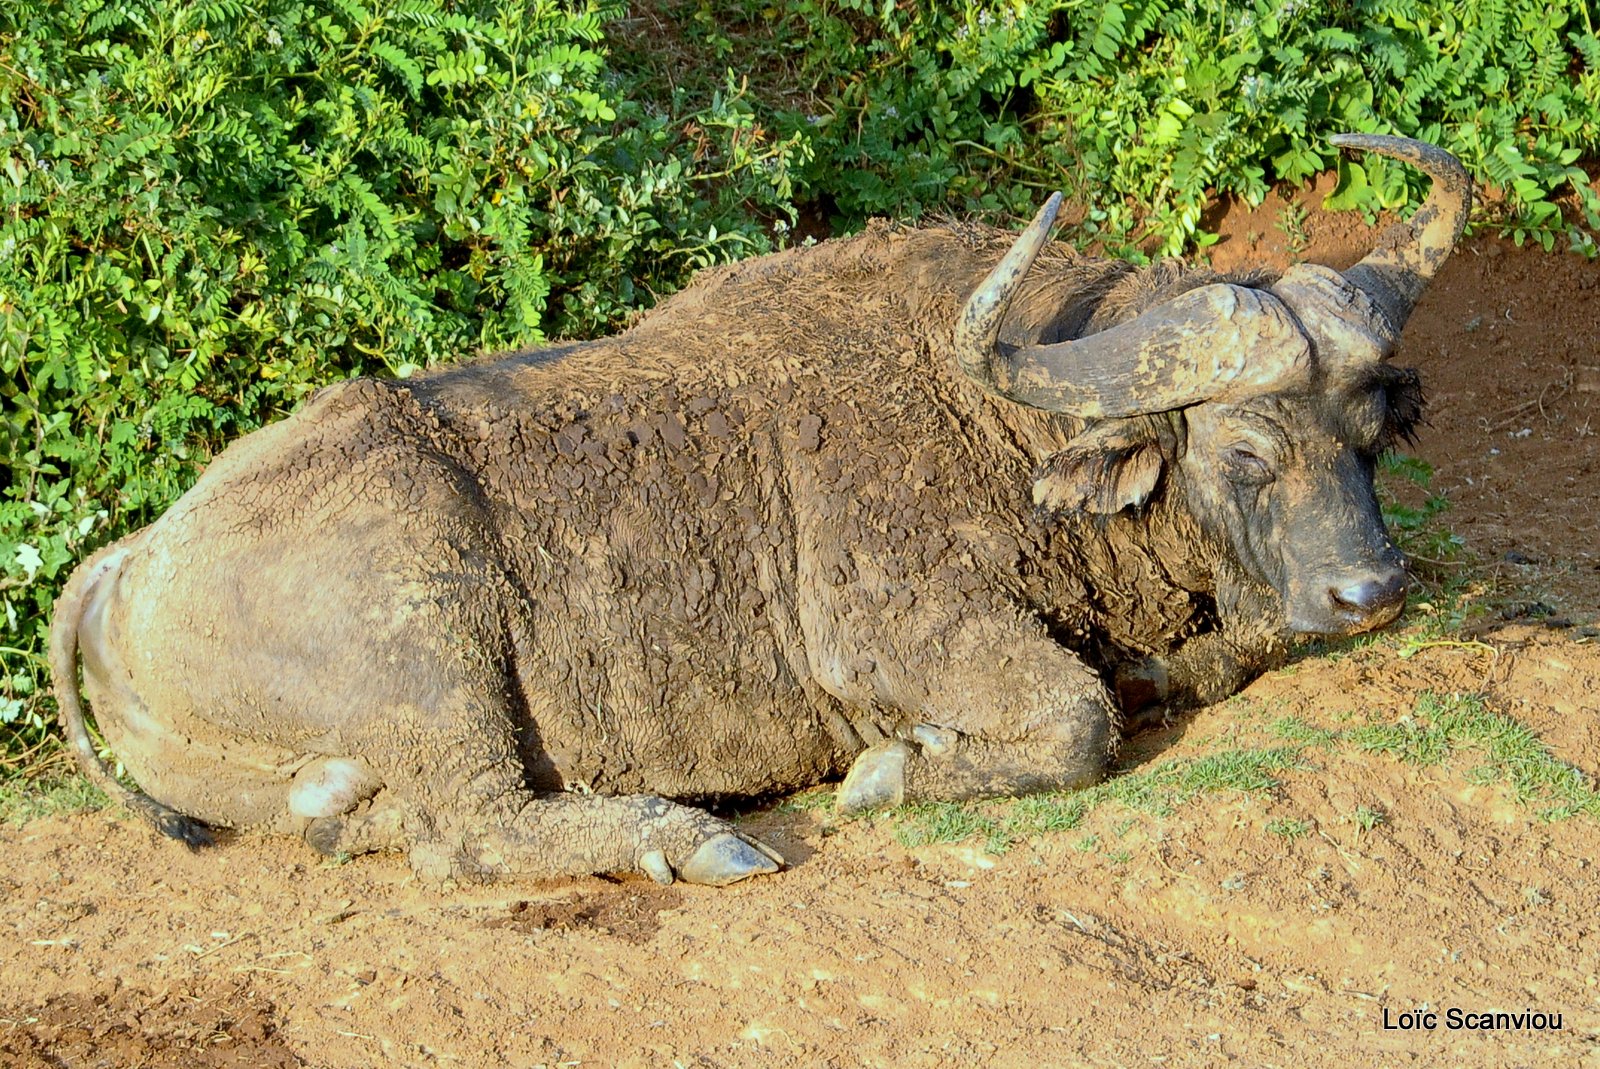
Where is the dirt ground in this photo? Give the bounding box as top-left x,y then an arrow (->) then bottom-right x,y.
6,191 -> 1600,1068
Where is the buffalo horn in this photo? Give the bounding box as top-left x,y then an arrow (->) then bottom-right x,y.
1329,133 -> 1473,337
954,192 -> 1064,391
955,202 -> 1311,418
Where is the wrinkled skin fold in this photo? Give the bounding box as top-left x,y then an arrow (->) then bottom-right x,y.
51,136 -> 1470,886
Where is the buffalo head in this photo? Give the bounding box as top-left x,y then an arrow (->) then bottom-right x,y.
958,135 -> 1471,637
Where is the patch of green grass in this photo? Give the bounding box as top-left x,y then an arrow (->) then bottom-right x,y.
892,802 -> 1003,850
1351,691 -> 1600,820
1269,716 -> 1341,750
0,772 -> 107,826
775,787 -> 837,814
1006,791 -> 1092,835
886,686 -> 1600,856
891,803 -> 1021,855
1351,805 -> 1387,833
1266,817 -> 1313,840
1349,715 -> 1450,766
1160,747 -> 1304,799
0,735 -> 108,824
890,745 -> 1302,851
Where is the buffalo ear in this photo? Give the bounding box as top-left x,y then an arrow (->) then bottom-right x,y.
1033,421 -> 1166,515
1376,364 -> 1426,449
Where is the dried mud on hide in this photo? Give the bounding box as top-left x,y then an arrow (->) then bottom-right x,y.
9,193 -> 1600,1067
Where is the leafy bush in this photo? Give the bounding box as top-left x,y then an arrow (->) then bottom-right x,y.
0,0 -> 804,744
1017,0 -> 1600,254
633,0 -> 1600,255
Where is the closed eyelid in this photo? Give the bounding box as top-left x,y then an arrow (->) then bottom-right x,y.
1219,416 -> 1287,454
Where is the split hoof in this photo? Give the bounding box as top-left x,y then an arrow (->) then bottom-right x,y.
838,739 -> 913,814
674,833 -> 783,887
305,816 -> 345,857
639,850 -> 675,885
911,723 -> 959,757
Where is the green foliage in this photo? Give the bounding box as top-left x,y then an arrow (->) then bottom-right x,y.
1265,816 -> 1312,839
0,0 -> 804,745
639,0 -> 1600,254
1351,691 -> 1600,819
890,745 -> 1302,850
1351,804 -> 1386,832
1020,0 -> 1600,254
0,767 -> 107,825
1378,453 -> 1462,562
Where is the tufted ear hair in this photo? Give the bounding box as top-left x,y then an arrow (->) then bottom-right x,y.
1033,419 -> 1169,516
1375,364 -> 1426,449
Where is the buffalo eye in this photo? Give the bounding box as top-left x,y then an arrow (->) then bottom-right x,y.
1222,443 -> 1274,485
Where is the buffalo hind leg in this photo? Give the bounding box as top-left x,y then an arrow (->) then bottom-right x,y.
401,788 -> 782,886
837,622 -> 1118,813
351,709 -> 782,886
314,774 -> 784,886
307,573 -> 783,884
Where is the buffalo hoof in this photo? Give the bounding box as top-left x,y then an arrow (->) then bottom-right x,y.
910,723 -> 959,756
650,833 -> 783,887
837,739 -> 913,814
639,850 -> 676,885
304,816 -> 344,856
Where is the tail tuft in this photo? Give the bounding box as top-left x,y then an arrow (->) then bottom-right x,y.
140,798 -> 213,848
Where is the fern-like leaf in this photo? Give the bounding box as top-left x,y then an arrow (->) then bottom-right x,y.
370,39 -> 425,97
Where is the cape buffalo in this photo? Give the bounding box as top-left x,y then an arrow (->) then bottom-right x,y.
52,135 -> 1470,885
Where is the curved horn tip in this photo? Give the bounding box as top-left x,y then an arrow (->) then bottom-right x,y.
1034,191 -> 1064,228
1011,192 -> 1065,253
1326,133 -> 1471,186
1327,132 -> 1414,151
1323,131 -> 1473,337
953,191 -> 1066,391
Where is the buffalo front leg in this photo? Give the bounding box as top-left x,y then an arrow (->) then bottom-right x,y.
835,620 -> 1119,813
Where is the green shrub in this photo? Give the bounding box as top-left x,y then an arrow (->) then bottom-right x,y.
636,0 -> 1600,255
1015,0 -> 1600,254
0,0 -> 804,744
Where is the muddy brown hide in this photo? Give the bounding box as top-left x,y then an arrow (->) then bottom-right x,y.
56,223 -> 1303,881
413,228 -> 1260,779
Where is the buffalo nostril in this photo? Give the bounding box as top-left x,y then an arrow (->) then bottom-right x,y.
1330,572 -> 1408,618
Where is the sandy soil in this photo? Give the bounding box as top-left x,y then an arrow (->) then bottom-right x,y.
6,191 -> 1600,1068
